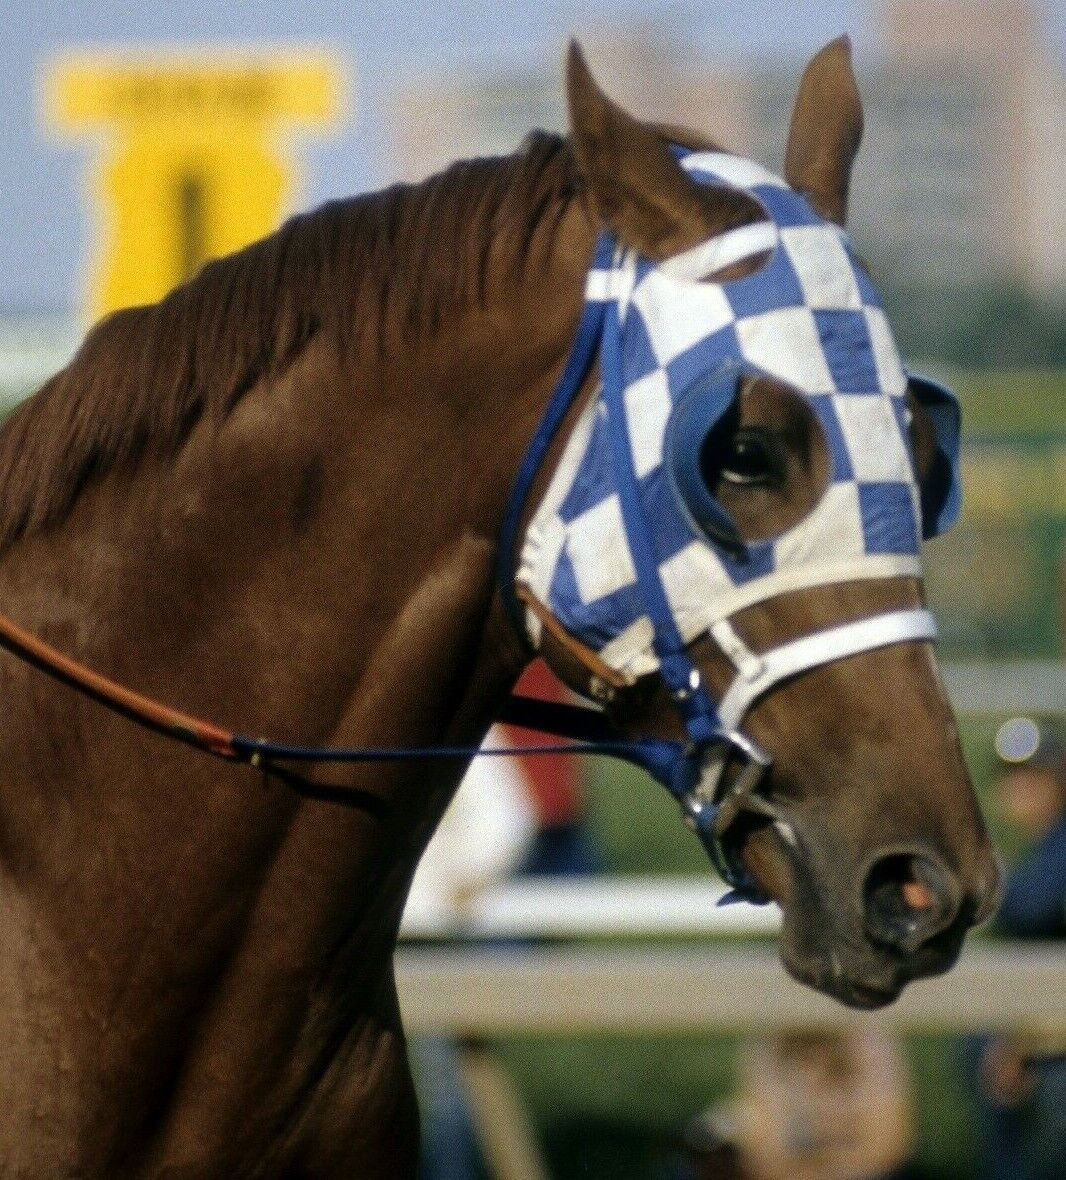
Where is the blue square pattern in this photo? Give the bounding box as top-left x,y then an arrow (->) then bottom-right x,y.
852,256 -> 882,308
813,309 -> 881,394
555,557 -> 646,650
720,536 -> 777,586
806,393 -> 856,483
858,483 -> 919,554
639,466 -> 705,563
557,411 -> 615,525
531,148 -> 930,668
664,324 -> 743,401
724,248 -> 806,321
620,312 -> 662,386
633,255 -> 658,286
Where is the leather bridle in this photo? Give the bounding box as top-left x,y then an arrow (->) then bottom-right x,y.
495,242 -> 939,900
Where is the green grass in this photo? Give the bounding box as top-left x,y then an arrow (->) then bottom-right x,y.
952,369 -> 1066,437
484,1034 -> 979,1180
493,1033 -> 739,1179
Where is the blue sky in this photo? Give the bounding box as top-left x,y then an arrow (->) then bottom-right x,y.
1,1 -> 1063,310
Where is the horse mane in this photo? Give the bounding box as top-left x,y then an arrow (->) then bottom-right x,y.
0,130 -> 581,550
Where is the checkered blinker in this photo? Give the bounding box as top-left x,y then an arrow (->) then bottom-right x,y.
518,152 -> 961,683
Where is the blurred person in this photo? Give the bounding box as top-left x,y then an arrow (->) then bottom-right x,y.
990,716 -> 1066,938
963,716 -> 1066,1180
407,664 -> 598,1179
681,1107 -> 752,1180
729,1029 -> 925,1180
404,736 -> 536,934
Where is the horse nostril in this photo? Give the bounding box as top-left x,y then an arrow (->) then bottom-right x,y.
901,877 -> 937,912
862,850 -> 961,954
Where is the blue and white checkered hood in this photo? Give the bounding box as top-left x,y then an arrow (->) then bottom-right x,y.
517,151 -> 959,682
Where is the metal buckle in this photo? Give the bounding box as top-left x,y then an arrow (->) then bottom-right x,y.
672,728 -> 773,900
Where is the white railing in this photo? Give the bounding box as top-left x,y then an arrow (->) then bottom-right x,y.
941,661 -> 1066,714
400,876 -> 779,940
398,876 -> 1065,1032
396,939 -> 1066,1033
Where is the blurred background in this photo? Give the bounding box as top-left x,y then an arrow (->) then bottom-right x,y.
0,2 -> 1064,1178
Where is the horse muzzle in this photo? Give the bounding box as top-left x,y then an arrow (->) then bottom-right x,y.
769,823 -> 1000,1008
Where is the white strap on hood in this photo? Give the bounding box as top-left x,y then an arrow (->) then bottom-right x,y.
711,608 -> 938,733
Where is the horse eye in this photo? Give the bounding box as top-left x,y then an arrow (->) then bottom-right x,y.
715,430 -> 780,487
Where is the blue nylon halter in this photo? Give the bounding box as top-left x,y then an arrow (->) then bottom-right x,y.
495,148 -> 962,899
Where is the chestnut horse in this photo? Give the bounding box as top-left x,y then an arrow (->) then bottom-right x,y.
0,40 -> 996,1178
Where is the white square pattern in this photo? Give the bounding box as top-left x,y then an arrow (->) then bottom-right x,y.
633,271 -> 735,366
681,152 -> 788,190
833,394 -> 913,483
566,494 -> 637,603
863,306 -> 908,396
780,226 -> 863,310
623,368 -> 673,478
736,307 -> 835,391
772,482 -> 866,568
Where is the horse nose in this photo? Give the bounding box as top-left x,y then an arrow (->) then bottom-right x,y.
862,848 -> 962,955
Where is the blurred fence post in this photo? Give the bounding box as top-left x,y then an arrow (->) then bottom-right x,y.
458,1040 -> 551,1180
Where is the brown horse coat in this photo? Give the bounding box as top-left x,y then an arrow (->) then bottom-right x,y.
0,41 -> 996,1178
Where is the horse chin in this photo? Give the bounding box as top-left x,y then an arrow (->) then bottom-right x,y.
783,949 -> 906,1010
735,823 -> 967,1009
778,921 -> 965,1009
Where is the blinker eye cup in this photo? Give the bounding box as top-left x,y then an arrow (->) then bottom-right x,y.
907,373 -> 962,539
664,360 -> 749,558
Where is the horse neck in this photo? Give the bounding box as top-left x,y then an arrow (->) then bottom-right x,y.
242,197 -> 599,758
0,192 -> 599,1172
0,193 -> 597,948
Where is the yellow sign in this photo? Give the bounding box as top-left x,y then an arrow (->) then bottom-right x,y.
46,52 -> 346,320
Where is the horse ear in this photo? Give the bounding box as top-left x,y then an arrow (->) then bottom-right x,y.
566,40 -> 713,260
783,36 -> 864,226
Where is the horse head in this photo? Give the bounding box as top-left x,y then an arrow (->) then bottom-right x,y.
509,40 -> 999,1008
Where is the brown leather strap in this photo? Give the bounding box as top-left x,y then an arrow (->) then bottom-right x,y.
0,612 -> 237,757
515,585 -> 628,693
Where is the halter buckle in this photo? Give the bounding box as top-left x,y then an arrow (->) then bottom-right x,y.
670,728 -> 773,901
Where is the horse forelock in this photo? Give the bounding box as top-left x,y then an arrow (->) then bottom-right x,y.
0,130 -> 581,551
